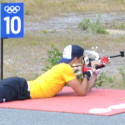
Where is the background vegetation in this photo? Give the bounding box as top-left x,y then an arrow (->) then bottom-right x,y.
1,0 -> 125,18
42,45 -> 125,89
25,0 -> 125,17
0,0 -> 125,89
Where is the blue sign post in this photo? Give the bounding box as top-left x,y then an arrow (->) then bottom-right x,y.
0,3 -> 24,80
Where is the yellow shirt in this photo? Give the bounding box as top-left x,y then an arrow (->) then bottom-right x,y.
28,63 -> 76,99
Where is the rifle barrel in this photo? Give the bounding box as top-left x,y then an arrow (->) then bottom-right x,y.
109,55 -> 121,58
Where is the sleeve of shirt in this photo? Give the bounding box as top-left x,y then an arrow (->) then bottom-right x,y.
61,64 -> 76,83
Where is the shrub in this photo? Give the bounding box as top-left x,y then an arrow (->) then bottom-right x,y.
78,18 -> 91,30
42,29 -> 48,34
91,17 -> 108,34
42,44 -> 62,71
78,16 -> 108,34
95,72 -> 114,88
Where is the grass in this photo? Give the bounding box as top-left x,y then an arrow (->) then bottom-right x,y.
95,67 -> 125,89
78,17 -> 108,34
24,0 -> 125,18
42,29 -> 48,34
119,67 -> 125,84
111,22 -> 125,29
1,0 -> 125,18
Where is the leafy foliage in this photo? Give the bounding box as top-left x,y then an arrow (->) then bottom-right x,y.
95,72 -> 114,87
78,16 -> 108,34
42,45 -> 62,71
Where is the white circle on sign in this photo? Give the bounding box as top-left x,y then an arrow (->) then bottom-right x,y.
89,108 -> 111,114
109,103 -> 125,109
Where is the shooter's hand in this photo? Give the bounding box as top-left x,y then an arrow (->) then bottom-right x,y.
82,64 -> 92,81
72,63 -> 82,77
82,63 -> 100,80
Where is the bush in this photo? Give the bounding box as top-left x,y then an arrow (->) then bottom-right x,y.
78,16 -> 108,34
78,18 -> 91,30
42,44 -> 62,71
95,72 -> 114,88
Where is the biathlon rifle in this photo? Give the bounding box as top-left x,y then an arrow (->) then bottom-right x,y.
84,51 -> 124,72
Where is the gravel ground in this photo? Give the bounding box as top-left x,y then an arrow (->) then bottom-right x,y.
24,12 -> 125,32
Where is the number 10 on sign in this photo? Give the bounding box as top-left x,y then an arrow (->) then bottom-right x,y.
4,16 -> 21,35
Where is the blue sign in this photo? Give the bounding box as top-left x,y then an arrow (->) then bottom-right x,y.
0,3 -> 24,38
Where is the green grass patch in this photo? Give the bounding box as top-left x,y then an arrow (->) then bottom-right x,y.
42,29 -> 48,34
78,17 -> 108,34
95,67 -> 125,89
110,21 -> 125,29
42,44 -> 62,72
119,67 -> 125,85
115,23 -> 125,29
95,72 -> 114,88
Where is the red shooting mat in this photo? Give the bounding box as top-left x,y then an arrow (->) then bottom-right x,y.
0,87 -> 125,116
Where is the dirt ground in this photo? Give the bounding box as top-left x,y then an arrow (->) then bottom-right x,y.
1,12 -> 125,81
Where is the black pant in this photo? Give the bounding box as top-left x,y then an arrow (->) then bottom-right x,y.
0,77 -> 30,102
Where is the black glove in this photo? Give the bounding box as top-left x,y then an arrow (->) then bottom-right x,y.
83,71 -> 92,81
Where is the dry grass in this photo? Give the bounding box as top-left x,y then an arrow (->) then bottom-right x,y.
1,0 -> 125,18
23,0 -> 125,18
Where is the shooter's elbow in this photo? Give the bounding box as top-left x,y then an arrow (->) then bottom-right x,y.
77,90 -> 87,96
